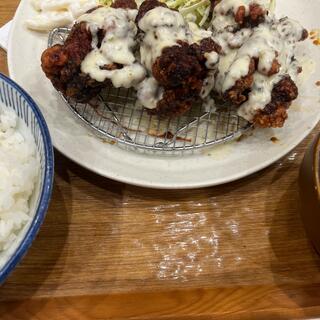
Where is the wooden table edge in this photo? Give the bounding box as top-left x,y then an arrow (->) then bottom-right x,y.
1,284 -> 320,319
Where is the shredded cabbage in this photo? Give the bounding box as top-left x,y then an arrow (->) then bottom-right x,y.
99,0 -> 211,25
99,0 -> 113,6
164,0 -> 211,26
99,0 -> 273,27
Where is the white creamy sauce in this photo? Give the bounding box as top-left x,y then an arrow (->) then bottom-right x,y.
214,50 -> 238,92
79,7 -> 146,87
201,71 -> 216,98
205,51 -> 219,69
234,17 -> 305,120
137,77 -> 164,109
222,55 -> 251,91
137,6 -> 220,108
208,0 -> 307,122
212,28 -> 251,92
203,96 -> 216,112
138,7 -> 194,71
188,21 -> 212,43
211,0 -> 270,31
138,7 -> 217,72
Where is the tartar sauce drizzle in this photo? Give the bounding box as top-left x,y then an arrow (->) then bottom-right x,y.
137,77 -> 164,109
237,18 -> 305,120
137,6 -> 219,109
210,13 -> 306,121
138,6 -> 193,71
211,0 -> 270,31
138,7 -> 216,71
79,7 -> 146,88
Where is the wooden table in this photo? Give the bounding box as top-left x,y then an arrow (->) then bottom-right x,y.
1,2 -> 320,319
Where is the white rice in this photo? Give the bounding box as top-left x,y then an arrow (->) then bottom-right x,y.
0,106 -> 40,257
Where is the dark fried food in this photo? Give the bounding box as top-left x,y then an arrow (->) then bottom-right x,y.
152,41 -> 203,88
254,105 -> 288,128
271,76 -> 298,102
148,86 -> 199,117
41,0 -> 139,102
41,22 -> 108,102
301,28 -> 309,41
150,39 -> 221,116
253,76 -> 298,128
137,0 -> 221,117
224,58 -> 255,105
266,58 -> 281,76
234,3 -> 266,27
152,38 -> 221,88
243,3 -> 266,27
111,0 -> 137,9
135,0 -> 167,24
212,0 -> 267,30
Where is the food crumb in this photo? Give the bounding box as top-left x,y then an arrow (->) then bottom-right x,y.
316,81 -> 320,86
270,136 -> 279,143
310,29 -> 320,45
103,139 -> 116,145
236,134 -> 246,142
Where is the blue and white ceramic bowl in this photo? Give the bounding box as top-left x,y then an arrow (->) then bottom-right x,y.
0,73 -> 54,283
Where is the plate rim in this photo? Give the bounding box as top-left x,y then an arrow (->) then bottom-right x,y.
7,0 -> 320,189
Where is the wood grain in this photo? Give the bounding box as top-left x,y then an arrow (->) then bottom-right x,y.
1,1 -> 320,319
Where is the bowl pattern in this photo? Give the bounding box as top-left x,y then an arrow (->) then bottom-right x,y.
0,73 -> 54,283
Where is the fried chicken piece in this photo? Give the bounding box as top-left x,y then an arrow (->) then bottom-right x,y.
253,105 -> 288,128
111,0 -> 137,9
152,38 -> 221,88
148,86 -> 200,117
41,22 -> 109,102
195,37 -> 222,55
253,76 -> 298,128
240,3 -> 266,28
223,58 -> 256,105
211,1 -> 267,31
137,0 -> 221,117
264,58 -> 281,76
152,42 -> 203,89
234,3 -> 266,28
135,0 -> 167,24
42,1 -> 141,102
149,39 -> 221,116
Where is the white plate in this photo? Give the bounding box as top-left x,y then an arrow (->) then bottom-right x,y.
7,0 -> 320,189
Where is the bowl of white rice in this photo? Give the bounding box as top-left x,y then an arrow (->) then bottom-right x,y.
0,73 -> 54,283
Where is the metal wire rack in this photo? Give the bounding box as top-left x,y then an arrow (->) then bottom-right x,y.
48,27 -> 252,152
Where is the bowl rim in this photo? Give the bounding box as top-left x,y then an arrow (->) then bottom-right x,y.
0,73 -> 54,283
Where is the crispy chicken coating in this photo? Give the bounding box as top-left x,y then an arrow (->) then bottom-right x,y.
41,22 -> 109,102
148,87 -> 199,117
150,39 -> 221,116
224,58 -> 256,105
111,0 -> 137,9
235,3 -> 266,28
135,0 -> 167,24
253,76 -> 298,128
149,39 -> 220,117
152,42 -> 203,88
42,0 -> 138,102
137,0 -> 221,117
